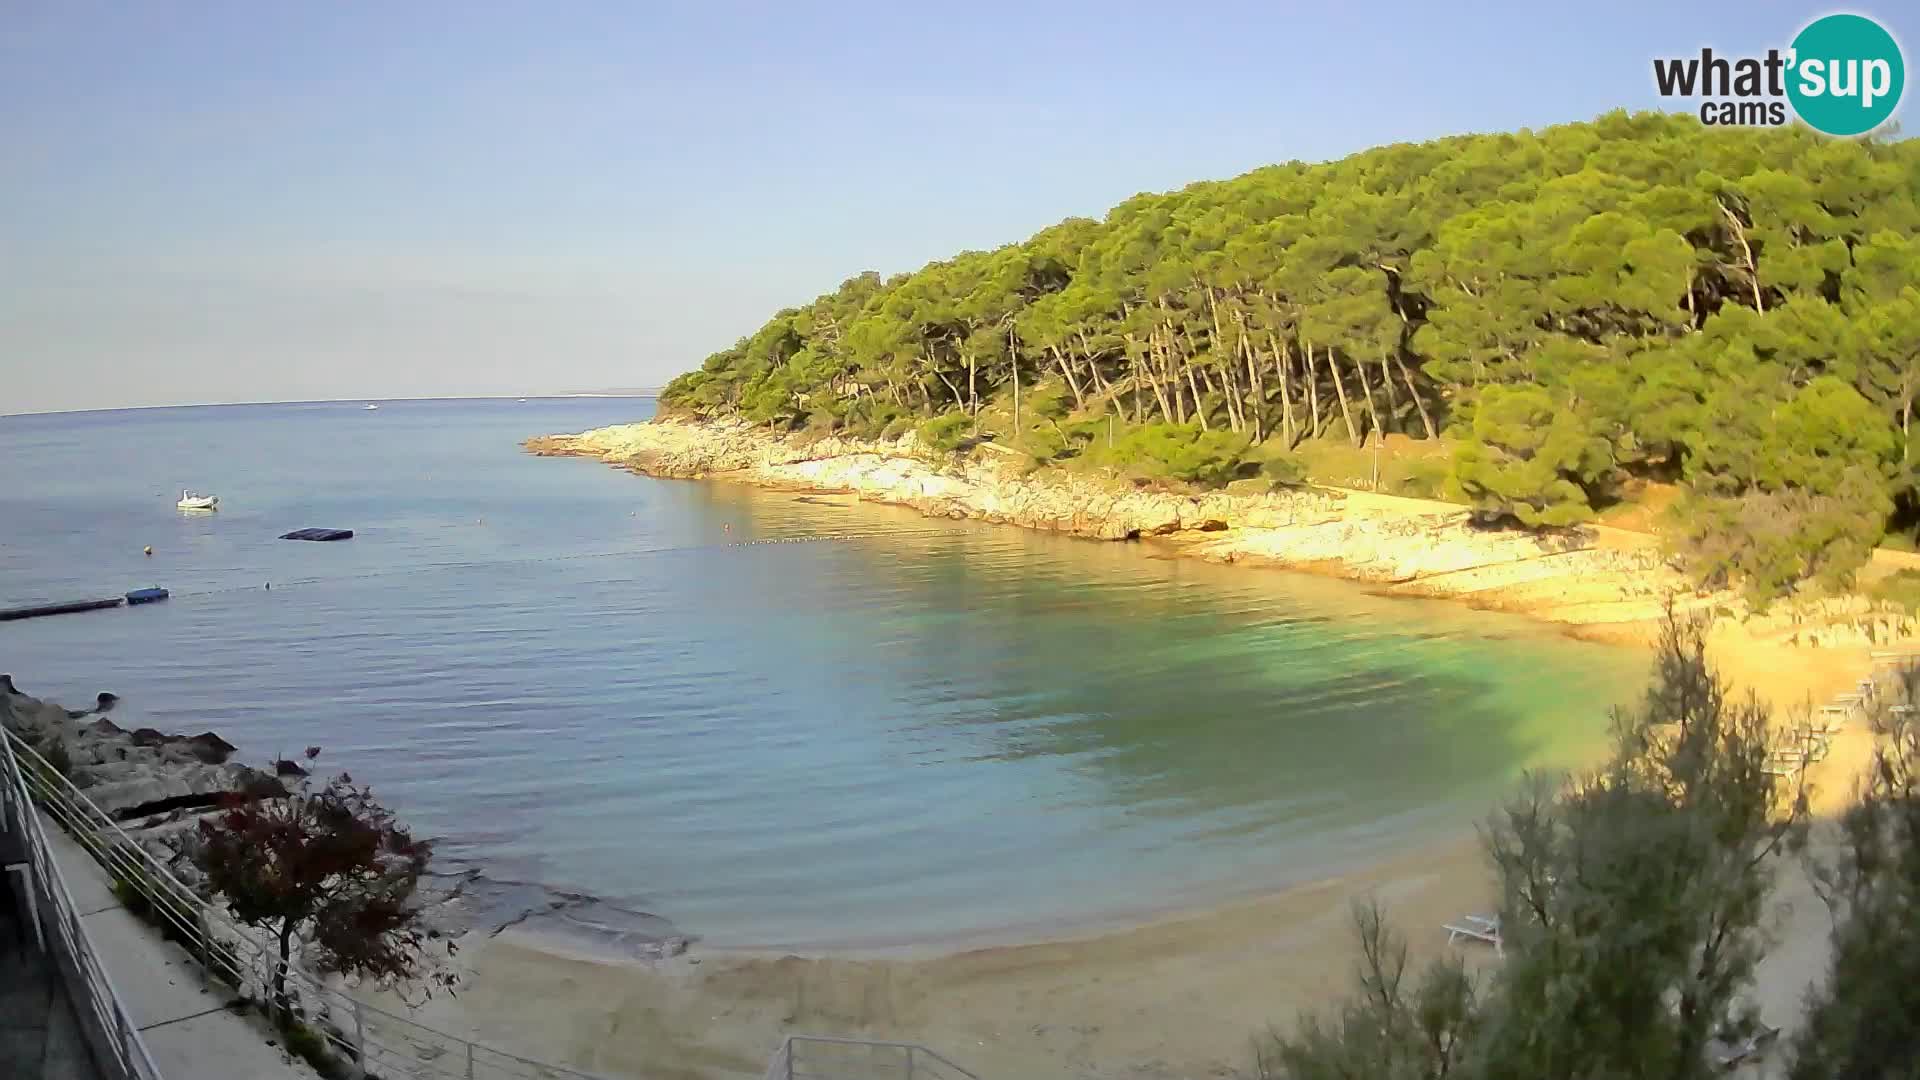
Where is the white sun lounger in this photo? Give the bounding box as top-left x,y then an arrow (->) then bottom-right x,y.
1444,914 -> 1502,956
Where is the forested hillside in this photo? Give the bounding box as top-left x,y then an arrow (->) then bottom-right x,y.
662,112 -> 1920,603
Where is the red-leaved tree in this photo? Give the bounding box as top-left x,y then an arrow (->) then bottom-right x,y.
193,748 -> 443,1027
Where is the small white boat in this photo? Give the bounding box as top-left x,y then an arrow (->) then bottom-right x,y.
177,490 -> 219,511
364,403 -> 380,411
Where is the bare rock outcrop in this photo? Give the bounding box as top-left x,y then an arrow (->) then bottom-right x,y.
526,417 -> 1685,619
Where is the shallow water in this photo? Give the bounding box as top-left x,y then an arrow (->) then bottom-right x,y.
0,398 -> 1646,948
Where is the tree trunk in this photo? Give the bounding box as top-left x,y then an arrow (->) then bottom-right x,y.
1720,201 -> 1764,312
1184,364 -> 1209,431
1050,345 -> 1085,410
934,368 -> 964,410
966,352 -> 978,416
1352,352 -> 1384,445
1204,364 -> 1240,432
274,919 -> 296,1028
1377,354 -> 1399,434
1134,334 -> 1175,423
1318,344 -> 1359,446
1159,336 -> 1187,425
1085,354 -> 1110,394
1218,361 -> 1244,434
1012,352 -> 1021,444
1243,332 -> 1265,443
1270,336 -> 1293,446
1902,370 -> 1913,463
1392,353 -> 1437,439
1305,342 -> 1322,439
1155,326 -> 1188,425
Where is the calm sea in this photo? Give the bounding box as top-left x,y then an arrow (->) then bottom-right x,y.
0,398 -> 1646,949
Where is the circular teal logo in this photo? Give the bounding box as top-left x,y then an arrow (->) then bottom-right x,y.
1787,14 -> 1905,136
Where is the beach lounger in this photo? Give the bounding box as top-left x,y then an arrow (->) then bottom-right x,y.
1444,914 -> 1502,956
1800,712 -> 1844,743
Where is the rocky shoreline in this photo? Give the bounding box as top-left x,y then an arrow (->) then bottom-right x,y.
527,416 -> 1920,649
526,416 -> 1696,629
0,676 -> 690,960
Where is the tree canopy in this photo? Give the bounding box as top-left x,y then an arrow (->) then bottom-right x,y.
662,112 -> 1920,603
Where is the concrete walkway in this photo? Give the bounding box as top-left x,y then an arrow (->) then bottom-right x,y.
40,819 -> 317,1080
1,879 -> 100,1080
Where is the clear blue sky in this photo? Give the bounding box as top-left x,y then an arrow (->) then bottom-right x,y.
2,1 -> 1911,413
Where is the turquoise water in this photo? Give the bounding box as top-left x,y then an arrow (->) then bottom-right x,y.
0,399 -> 1646,948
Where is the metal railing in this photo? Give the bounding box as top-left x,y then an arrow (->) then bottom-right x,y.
763,1036 -> 979,1080
1,724 -> 165,1080
3,727 -> 613,1080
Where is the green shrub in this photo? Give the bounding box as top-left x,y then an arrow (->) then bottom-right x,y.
1447,384 -> 1612,527
837,399 -> 907,440
280,1018 -> 352,1080
111,875 -> 152,920
1258,452 -> 1308,486
879,416 -> 916,441
1087,422 -> 1252,487
1020,382 -> 1072,421
916,412 -> 974,452
1870,569 -> 1920,615
1397,458 -> 1452,499
1671,475 -> 1889,609
40,735 -> 72,777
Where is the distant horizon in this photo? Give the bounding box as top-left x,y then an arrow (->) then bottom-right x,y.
0,390 -> 660,420
5,2 -> 1910,414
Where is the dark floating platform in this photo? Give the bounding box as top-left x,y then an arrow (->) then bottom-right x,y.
0,597 -> 123,622
1,586 -> 169,622
279,528 -> 354,542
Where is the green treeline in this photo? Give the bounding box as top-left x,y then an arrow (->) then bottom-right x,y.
663,111 -> 1920,603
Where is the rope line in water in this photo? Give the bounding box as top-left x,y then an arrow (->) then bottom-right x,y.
159,529 -> 948,600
